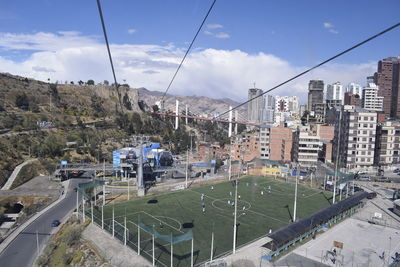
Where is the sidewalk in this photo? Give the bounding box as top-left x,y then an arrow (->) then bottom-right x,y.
0,179 -> 70,254
1,158 -> 38,190
82,223 -> 152,267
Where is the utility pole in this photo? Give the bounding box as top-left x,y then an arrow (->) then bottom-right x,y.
36,230 -> 39,256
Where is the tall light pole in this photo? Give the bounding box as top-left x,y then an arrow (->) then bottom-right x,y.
293,164 -> 299,222
232,179 -> 238,254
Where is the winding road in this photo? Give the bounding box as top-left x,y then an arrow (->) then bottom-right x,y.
0,178 -> 85,267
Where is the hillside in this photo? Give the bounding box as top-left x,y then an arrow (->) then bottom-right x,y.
0,73 -> 234,187
138,87 -> 247,115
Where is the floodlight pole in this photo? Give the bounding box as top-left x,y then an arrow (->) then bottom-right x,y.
210,231 -> 214,262
128,178 -> 130,200
233,180 -> 238,254
191,238 -> 194,267
333,108 -> 342,204
185,148 -> 189,188
293,165 -> 299,222
152,232 -> 155,266
101,205 -> 104,229
170,233 -> 173,267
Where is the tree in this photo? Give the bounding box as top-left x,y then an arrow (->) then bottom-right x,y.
70,81 -> 74,85
15,93 -> 29,110
103,80 -> 109,85
78,80 -> 84,86
87,79 -> 95,85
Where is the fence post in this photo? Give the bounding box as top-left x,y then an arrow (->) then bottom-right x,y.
138,223 -> 140,255
101,205 -> 104,229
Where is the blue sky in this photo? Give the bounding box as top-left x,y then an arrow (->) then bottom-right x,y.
0,0 -> 399,102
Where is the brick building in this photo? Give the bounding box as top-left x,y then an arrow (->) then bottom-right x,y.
269,125 -> 294,162
231,132 -> 260,162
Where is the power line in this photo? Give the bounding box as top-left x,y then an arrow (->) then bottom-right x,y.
160,0 -> 217,103
96,0 -> 121,108
217,22 -> 400,119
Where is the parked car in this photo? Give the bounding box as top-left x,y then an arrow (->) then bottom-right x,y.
51,219 -> 60,227
367,192 -> 377,199
393,168 -> 400,173
359,176 -> 371,181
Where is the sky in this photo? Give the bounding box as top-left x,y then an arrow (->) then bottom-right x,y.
0,0 -> 399,103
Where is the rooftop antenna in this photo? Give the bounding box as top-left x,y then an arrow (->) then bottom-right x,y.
253,82 -> 256,89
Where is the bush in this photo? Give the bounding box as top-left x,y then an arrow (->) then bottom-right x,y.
63,228 -> 81,246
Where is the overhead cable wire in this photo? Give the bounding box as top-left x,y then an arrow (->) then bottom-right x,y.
160,0 -> 217,103
96,0 -> 121,107
216,22 -> 400,119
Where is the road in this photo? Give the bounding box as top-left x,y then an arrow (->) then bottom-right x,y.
0,178 -> 85,267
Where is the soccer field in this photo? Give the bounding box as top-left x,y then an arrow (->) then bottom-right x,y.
92,175 -> 333,266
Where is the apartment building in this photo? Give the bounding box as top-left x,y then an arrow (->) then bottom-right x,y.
231,132 -> 261,162
375,121 -> 400,165
293,125 -> 322,167
333,106 -> 377,168
259,125 -> 271,159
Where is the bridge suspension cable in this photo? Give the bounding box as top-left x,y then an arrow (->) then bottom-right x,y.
160,0 -> 217,104
216,22 -> 400,119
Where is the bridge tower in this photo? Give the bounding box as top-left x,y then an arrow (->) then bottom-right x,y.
234,110 -> 238,135
175,99 -> 179,130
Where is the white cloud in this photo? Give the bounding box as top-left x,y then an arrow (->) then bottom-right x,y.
204,30 -> 213,35
0,31 -> 374,103
215,32 -> 230,39
323,22 -> 339,34
329,29 -> 339,34
127,29 -> 137,34
207,24 -> 223,29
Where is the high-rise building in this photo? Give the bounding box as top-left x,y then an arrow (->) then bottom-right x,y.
262,94 -> 275,123
326,82 -> 343,101
362,82 -> 383,111
374,57 -> 400,118
307,80 -> 325,122
344,92 -> 361,106
247,88 -> 264,123
333,106 -> 377,168
346,83 -> 362,97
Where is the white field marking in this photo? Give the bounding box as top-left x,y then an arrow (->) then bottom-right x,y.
189,188 -> 287,224
211,198 -> 252,212
154,216 -> 182,231
141,211 -> 184,233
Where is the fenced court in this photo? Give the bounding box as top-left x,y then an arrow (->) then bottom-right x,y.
85,175 -> 333,266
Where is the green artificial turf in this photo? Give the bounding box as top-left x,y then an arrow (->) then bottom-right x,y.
91,175 -> 333,266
